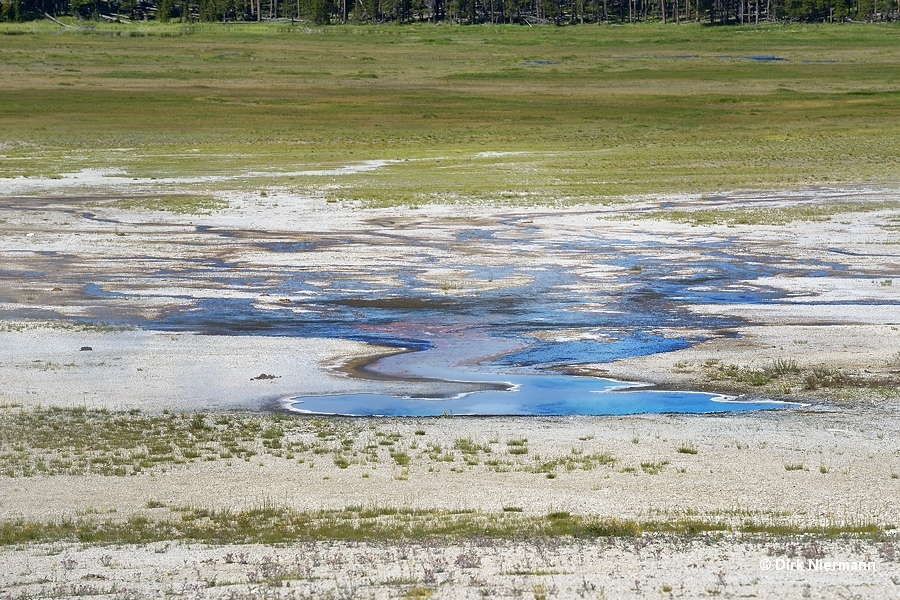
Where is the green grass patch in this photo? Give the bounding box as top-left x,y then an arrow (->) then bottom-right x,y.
0,506 -> 891,546
676,442 -> 698,455
634,201 -> 900,227
701,358 -> 900,395
453,436 -> 492,455
640,460 -> 670,475
0,23 -> 898,200
111,195 -> 228,215
0,508 -> 647,546
506,438 -> 529,455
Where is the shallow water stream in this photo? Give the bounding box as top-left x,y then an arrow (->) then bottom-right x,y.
289,327 -> 789,416
3,199 -> 851,415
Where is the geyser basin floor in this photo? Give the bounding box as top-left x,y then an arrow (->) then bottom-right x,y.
0,184 -> 898,414
1,183 -> 899,599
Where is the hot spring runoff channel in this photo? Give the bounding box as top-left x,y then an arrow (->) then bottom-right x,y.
288,329 -> 793,416
9,208 -> 834,416
145,224 -> 817,416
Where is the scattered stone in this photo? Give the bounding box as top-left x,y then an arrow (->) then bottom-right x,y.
80,346 -> 93,351
251,373 -> 280,381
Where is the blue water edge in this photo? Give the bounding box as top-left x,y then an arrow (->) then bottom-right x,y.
289,373 -> 795,417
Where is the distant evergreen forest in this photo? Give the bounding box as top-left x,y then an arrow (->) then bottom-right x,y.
2,0 -> 897,28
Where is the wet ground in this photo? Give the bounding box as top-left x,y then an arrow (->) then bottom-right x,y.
1,186 -> 897,414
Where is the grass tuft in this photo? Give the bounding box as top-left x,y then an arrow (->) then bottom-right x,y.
677,442 -> 698,455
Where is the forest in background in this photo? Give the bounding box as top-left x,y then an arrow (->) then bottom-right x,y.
2,0 -> 898,27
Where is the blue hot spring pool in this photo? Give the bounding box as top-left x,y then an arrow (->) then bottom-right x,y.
289,374 -> 793,417
288,330 -> 799,416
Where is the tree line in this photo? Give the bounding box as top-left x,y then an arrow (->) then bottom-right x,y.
2,0 -> 897,28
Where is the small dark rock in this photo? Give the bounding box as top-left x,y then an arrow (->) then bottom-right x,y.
251,373 -> 280,381
80,346 -> 93,351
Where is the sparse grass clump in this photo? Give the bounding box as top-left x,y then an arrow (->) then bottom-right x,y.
452,436 -> 493,466
640,460 -> 670,475
770,358 -> 800,376
0,407 -> 359,477
391,451 -> 410,467
0,321 -> 129,334
112,195 -> 227,215
405,586 -> 433,600
676,442 -> 698,455
636,201 -> 900,227
804,365 -> 841,390
507,438 -> 529,455
0,406 -> 626,482
702,358 -> 900,396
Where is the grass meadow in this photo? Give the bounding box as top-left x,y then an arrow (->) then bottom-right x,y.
1,21 -> 899,204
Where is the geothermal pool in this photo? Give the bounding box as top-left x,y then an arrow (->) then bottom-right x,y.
3,196 -> 841,416
289,376 -> 790,417
288,327 -> 795,416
